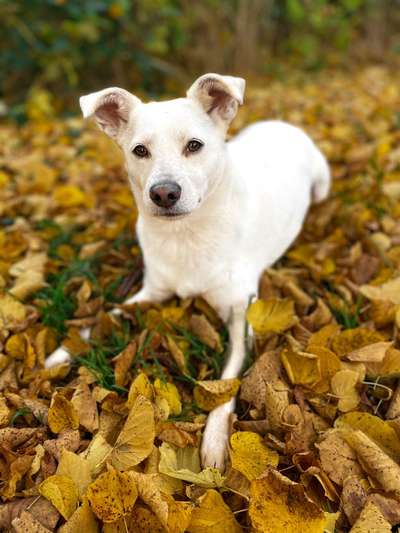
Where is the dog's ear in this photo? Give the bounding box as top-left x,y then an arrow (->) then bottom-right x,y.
187,73 -> 245,132
79,87 -> 140,140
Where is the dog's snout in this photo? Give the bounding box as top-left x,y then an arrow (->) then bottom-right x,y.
150,181 -> 181,208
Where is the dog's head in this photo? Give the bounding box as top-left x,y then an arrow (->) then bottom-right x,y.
80,74 -> 245,219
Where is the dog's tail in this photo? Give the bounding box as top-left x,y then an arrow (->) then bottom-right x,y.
311,147 -> 331,203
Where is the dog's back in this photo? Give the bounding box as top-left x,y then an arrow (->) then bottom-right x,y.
226,120 -> 330,273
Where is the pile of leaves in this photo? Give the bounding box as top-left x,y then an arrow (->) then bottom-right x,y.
0,65 -> 400,532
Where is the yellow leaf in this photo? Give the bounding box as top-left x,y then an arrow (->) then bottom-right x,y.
154,379 -> 182,416
159,442 -> 225,488
308,345 -> 342,393
126,373 -> 154,409
335,412 -> 400,461
349,500 -> 391,533
164,494 -> 193,533
360,277 -> 400,305
331,328 -> 385,357
111,394 -> 155,470
80,433 -> 112,476
246,298 -> 296,335
54,185 -> 86,207
187,489 -> 242,533
249,469 -> 326,533
57,450 -> 92,499
0,293 -> 26,330
365,346 -> 400,379
307,324 -> 341,350
48,392 -> 79,433
194,378 -> 240,411
86,466 -> 138,523
331,370 -> 360,412
229,431 -> 278,480
167,335 -> 188,375
281,348 -> 321,387
59,500 -> 99,533
39,474 -> 78,520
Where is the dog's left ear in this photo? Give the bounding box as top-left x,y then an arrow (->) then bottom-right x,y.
79,87 -> 141,141
187,73 -> 245,132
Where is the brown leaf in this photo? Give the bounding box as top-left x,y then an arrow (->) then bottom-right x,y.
71,379 -> 99,433
240,350 -> 281,411
345,430 -> 400,495
346,341 -> 392,363
0,497 -> 59,531
189,314 -> 222,352
113,341 -> 136,387
316,429 -> 362,486
11,511 -> 53,533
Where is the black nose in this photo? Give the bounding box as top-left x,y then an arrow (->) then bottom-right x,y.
149,181 -> 181,208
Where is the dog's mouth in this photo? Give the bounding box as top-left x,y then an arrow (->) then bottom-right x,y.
157,211 -> 190,220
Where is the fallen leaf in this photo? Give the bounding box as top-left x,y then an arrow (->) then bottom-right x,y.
80,433 -> 112,476
0,293 -> 26,330
59,500 -> 99,533
111,394 -> 155,470
154,378 -> 182,416
229,431 -> 278,480
349,500 -> 391,533
159,442 -> 225,488
39,474 -> 78,520
281,348 -> 321,387
345,430 -> 400,495
331,328 -> 385,357
48,393 -> 79,433
249,468 -> 326,533
331,369 -> 360,412
240,350 -> 281,411
246,298 -> 296,335
126,372 -> 154,409
189,314 -> 222,352
56,449 -> 92,499
71,379 -> 99,433
316,429 -> 362,486
360,276 -> 400,304
187,489 -> 242,533
11,511 -> 52,533
114,341 -> 136,387
194,378 -> 240,411
347,341 -> 392,362
335,411 -> 400,460
86,466 -> 138,523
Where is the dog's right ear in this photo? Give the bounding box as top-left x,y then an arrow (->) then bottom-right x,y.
79,87 -> 141,140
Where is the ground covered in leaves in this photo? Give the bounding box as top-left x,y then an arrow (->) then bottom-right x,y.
0,65 -> 400,532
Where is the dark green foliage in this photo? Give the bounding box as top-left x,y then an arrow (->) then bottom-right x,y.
0,0 -> 398,111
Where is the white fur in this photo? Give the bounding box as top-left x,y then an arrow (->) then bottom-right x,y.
46,73 -> 330,469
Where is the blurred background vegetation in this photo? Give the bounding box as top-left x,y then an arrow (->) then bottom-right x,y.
0,0 -> 399,120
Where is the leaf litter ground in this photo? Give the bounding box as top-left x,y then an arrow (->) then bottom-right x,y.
0,66 -> 400,532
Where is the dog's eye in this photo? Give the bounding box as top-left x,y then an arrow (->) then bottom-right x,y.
186,139 -> 203,154
133,144 -> 149,158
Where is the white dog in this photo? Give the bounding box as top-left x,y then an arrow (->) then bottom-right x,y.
45,73 -> 330,469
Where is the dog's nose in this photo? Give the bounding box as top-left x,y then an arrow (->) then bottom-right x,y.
149,181 -> 181,208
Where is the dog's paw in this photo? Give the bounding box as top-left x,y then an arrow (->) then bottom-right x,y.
200,404 -> 231,471
44,346 -> 71,368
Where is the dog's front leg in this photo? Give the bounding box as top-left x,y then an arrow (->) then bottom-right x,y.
44,280 -> 172,368
201,304 -> 247,470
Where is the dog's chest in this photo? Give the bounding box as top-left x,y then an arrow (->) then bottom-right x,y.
139,219 -> 233,298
